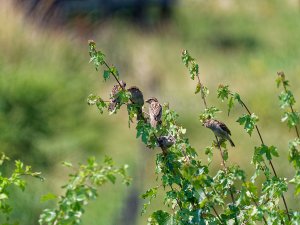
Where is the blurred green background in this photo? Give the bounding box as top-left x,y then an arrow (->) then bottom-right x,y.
1,0 -> 300,224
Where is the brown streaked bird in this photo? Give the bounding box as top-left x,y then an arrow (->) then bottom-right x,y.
157,135 -> 176,154
108,80 -> 126,112
146,97 -> 162,128
127,86 -> 144,120
203,119 -> 235,147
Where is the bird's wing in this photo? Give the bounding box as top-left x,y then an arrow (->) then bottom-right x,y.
111,84 -> 121,98
128,87 -> 144,105
220,122 -> 231,136
152,102 -> 162,120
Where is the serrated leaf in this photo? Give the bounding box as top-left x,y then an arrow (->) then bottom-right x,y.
279,90 -> 295,109
199,106 -> 221,123
233,93 -> 243,105
103,70 -> 110,81
217,84 -> 230,101
270,145 -> 279,158
107,173 -> 116,184
282,111 -> 300,128
87,94 -> 98,105
236,114 -> 258,136
142,187 -> 158,199
150,210 -> 171,225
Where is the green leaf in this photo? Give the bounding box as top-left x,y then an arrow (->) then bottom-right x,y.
40,193 -> 57,202
269,145 -> 279,158
181,50 -> 200,81
96,51 -> 105,65
96,98 -> 107,114
236,113 -> 258,136
228,96 -> 234,116
87,94 -> 98,105
104,156 -> 113,166
106,174 -> 116,184
217,84 -> 230,101
276,71 -> 285,88
110,66 -> 119,79
0,193 -> 8,200
233,93 -> 243,105
254,144 -> 279,161
62,161 -> 73,168
222,149 -> 228,161
39,209 -> 56,223
288,138 -> 300,169
290,172 -> 300,195
0,153 -> 9,165
136,120 -> 153,146
141,187 -> 158,214
281,111 -> 300,128
189,62 -> 199,80
279,90 -> 295,109
103,70 -> 110,81
181,50 -> 193,67
149,210 -> 171,225
204,146 -> 213,164
195,83 -> 201,94
142,187 -> 158,199
199,106 -> 221,123
201,85 -> 209,98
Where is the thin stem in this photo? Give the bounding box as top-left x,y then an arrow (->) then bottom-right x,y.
238,98 -> 291,221
194,72 -> 238,224
103,61 -> 125,90
195,73 -> 208,109
201,186 -> 223,223
215,136 -> 238,225
239,100 -> 264,144
244,183 -> 268,225
282,85 -> 300,138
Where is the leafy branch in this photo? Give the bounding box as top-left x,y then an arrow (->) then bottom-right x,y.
88,42 -> 225,224
182,50 -> 240,224
217,84 -> 291,222
0,153 -> 43,225
39,156 -> 130,225
276,71 -> 300,198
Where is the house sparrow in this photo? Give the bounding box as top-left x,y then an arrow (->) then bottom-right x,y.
146,97 -> 162,128
127,86 -> 144,120
157,135 -> 176,154
108,80 -> 126,112
203,119 -> 235,147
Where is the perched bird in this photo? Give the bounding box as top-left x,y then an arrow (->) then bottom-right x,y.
108,80 -> 126,112
127,86 -> 144,120
157,135 -> 176,154
203,119 -> 235,147
146,97 -> 162,128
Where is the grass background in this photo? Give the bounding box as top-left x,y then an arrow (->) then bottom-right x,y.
1,0 -> 300,224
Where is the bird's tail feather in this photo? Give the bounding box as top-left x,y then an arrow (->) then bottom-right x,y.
229,138 -> 235,147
